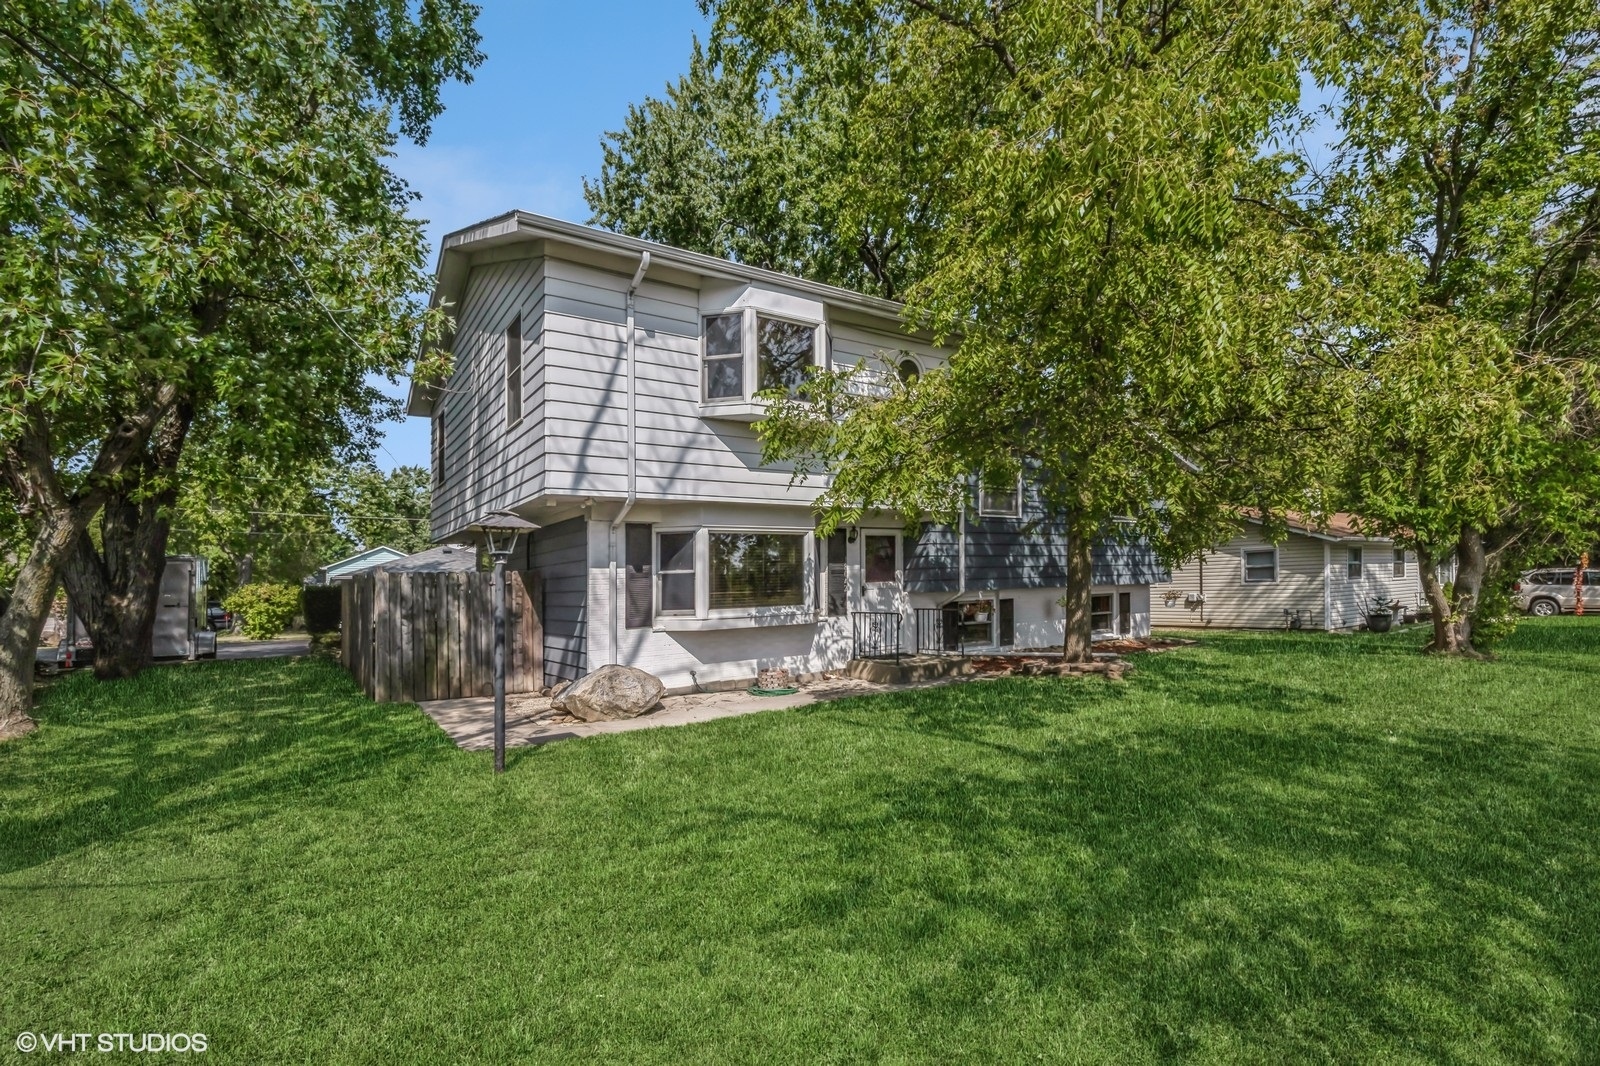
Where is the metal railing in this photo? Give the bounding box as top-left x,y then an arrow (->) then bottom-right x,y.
851,611 -> 903,661
913,606 -> 965,656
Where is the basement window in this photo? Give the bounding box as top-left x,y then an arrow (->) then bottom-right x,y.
1091,594 -> 1113,633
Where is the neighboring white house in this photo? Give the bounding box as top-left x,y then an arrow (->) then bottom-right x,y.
1150,513 -> 1427,631
406,212 -> 1167,690
309,545 -> 408,586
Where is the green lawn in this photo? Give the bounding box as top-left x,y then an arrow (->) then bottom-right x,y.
2,622 -> 1597,1064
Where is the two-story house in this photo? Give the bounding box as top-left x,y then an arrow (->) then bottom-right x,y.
407,212 -> 1167,691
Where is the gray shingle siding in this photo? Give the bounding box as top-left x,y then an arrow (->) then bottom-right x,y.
527,517 -> 588,686
902,514 -> 1168,594
903,523 -> 960,593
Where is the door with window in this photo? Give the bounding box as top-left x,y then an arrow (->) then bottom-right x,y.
858,531 -> 905,619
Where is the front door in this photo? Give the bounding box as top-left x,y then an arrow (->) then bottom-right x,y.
858,531 -> 905,616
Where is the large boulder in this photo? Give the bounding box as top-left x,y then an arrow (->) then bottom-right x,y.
550,665 -> 665,722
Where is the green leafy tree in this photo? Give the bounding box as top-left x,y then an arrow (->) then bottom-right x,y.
331,464 -> 433,556
716,0 -> 1346,660
1310,0 -> 1600,654
585,37 -> 928,298
0,0 -> 479,725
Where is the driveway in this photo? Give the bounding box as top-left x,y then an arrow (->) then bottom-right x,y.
217,636 -> 308,660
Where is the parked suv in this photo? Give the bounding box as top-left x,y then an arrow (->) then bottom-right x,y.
206,600 -> 234,632
1512,569 -> 1599,616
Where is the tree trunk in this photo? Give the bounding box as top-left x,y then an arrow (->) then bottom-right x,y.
0,510 -> 78,738
58,405 -> 191,681
1061,525 -> 1095,663
236,550 -> 255,588
1417,546 -> 1455,653
61,498 -> 173,680
1422,528 -> 1487,656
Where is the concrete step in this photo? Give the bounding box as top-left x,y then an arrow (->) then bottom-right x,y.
844,656 -> 975,685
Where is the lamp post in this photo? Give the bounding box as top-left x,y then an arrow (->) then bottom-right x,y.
467,510 -> 540,773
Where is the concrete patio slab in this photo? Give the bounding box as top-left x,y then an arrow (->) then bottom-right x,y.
419,675 -> 939,750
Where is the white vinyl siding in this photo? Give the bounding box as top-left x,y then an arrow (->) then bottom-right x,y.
1152,529 -> 1428,631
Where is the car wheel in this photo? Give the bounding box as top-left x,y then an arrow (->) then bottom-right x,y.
1529,598 -> 1560,617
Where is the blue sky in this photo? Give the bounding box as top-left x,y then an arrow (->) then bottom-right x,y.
373,1 -> 709,470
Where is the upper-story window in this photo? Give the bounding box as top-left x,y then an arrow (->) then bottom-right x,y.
702,309 -> 820,404
978,472 -> 1023,518
505,314 -> 523,427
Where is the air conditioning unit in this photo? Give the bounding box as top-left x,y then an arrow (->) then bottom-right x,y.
1183,592 -> 1207,608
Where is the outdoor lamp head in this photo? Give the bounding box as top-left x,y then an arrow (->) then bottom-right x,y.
468,510 -> 540,559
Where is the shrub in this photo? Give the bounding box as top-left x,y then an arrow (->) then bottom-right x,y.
225,584 -> 302,639
302,585 -> 343,635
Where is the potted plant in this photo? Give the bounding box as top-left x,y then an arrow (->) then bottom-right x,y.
1366,596 -> 1397,633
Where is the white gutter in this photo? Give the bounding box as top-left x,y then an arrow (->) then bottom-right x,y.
608,250 -> 651,664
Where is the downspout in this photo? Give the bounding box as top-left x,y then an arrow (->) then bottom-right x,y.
1323,542 -> 1332,630
608,250 -> 651,664
957,508 -> 967,596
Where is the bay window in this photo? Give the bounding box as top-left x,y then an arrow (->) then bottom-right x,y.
651,527 -> 815,625
710,532 -> 806,609
657,531 -> 697,614
701,309 -> 821,414
703,313 -> 744,400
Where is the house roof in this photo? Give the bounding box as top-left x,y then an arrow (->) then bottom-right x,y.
407,211 -> 915,416
318,545 -> 408,578
375,544 -> 478,573
1242,510 -> 1393,543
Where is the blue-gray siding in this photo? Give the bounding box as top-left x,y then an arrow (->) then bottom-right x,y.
527,517 -> 588,686
903,508 -> 1168,594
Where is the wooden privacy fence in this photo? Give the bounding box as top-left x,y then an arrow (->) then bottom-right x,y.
342,570 -> 543,703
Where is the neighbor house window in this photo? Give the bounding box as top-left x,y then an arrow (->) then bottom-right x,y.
1091,594 -> 1113,632
978,472 -> 1023,518
864,535 -> 897,584
657,531 -> 697,614
703,313 -> 744,400
709,532 -> 806,610
1347,547 -> 1363,579
897,357 -> 921,384
757,317 -> 816,396
1393,548 -> 1407,577
1243,548 -> 1278,583
505,314 -> 523,426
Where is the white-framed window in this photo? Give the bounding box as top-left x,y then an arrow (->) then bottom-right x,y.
653,527 -> 813,619
1091,593 -> 1114,633
709,531 -> 807,610
1348,547 -> 1363,579
1393,548 -> 1407,577
1242,547 -> 1278,583
505,314 -> 523,427
701,309 -> 820,403
656,530 -> 697,615
896,356 -> 922,385
978,472 -> 1023,518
